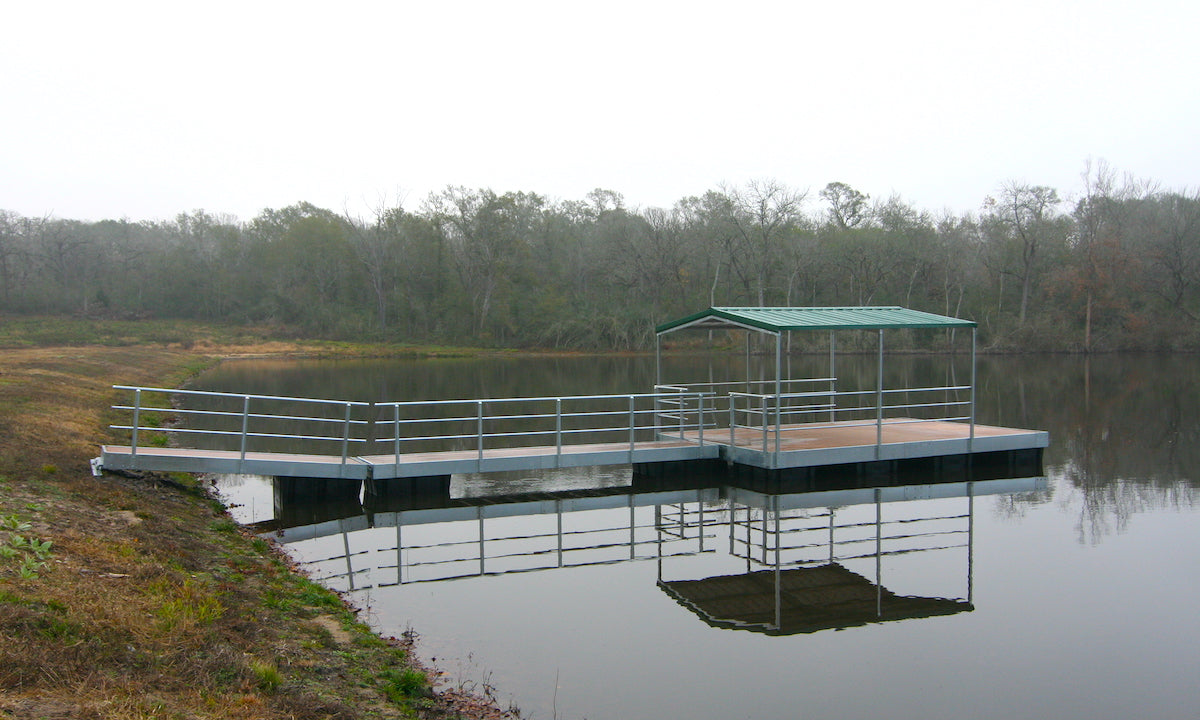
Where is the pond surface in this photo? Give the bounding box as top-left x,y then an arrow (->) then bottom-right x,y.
193,354 -> 1200,720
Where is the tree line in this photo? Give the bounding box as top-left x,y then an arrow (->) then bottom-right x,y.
2,161 -> 1198,352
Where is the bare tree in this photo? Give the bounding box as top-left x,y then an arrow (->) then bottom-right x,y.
1071,160 -> 1156,349
0,210 -> 21,307
982,181 -> 1068,326
345,200 -> 409,332
727,179 -> 808,305
1147,190 -> 1200,320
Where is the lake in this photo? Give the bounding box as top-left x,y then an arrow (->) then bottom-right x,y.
192,353 -> 1200,720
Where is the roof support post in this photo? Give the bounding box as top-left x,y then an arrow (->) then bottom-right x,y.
745,331 -> 752,392
969,327 -> 977,453
655,332 -> 662,387
829,331 -> 837,423
876,329 -> 884,459
775,331 -> 782,457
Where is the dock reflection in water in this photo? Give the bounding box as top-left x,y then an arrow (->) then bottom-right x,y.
253,468 -> 1045,636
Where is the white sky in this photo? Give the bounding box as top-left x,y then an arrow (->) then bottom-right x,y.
2,0 -> 1197,222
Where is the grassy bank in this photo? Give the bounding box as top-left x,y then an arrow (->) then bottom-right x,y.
0,319 -> 511,718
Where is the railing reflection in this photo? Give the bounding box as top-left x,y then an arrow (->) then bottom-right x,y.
261,487 -> 723,588
666,483 -> 988,634
255,471 -> 1046,633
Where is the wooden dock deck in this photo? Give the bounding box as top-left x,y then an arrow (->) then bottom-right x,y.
715,418 -> 1047,470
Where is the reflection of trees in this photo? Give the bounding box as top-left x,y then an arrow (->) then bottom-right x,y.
980,354 -> 1200,541
990,487 -> 1053,521
1053,462 -> 1196,544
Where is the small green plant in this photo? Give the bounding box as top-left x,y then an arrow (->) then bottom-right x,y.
18,557 -> 46,579
296,579 -> 343,611
380,667 -> 429,703
34,613 -> 79,642
2,514 -> 52,579
150,577 -> 224,630
352,630 -> 387,649
249,659 -> 283,693
2,514 -> 31,533
260,588 -> 288,611
208,518 -> 239,535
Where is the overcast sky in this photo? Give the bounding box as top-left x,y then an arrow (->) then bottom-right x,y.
3,0 -> 1197,223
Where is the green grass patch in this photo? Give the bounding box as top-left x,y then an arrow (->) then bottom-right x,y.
249,659 -> 283,694
147,576 -> 224,630
260,586 -> 295,612
2,512 -> 53,579
380,667 -> 429,703
208,518 -> 239,535
295,578 -> 344,611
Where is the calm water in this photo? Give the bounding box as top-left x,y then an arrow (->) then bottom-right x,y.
193,354 -> 1200,720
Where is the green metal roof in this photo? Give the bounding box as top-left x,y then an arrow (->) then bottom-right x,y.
656,306 -> 977,335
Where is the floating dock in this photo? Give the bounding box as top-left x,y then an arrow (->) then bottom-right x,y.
95,306 -> 1048,487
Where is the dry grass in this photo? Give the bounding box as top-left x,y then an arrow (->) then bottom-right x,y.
0,323 -> 514,719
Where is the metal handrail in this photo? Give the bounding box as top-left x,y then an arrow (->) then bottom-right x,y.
111,386 -> 371,468
726,383 -> 974,453
667,378 -> 836,390
111,385 -> 714,469
374,390 -> 713,466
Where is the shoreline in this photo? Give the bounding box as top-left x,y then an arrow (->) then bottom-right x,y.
0,341 -> 517,719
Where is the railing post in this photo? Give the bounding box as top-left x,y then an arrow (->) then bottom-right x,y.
393,404 -> 401,468
239,395 -> 250,464
477,400 -> 485,469
761,395 -> 769,453
677,388 -> 685,438
555,398 -> 562,466
697,393 -> 705,446
729,397 -> 735,448
365,401 -> 377,456
628,395 -> 636,460
775,394 -> 781,456
130,388 -> 142,459
340,402 -> 352,474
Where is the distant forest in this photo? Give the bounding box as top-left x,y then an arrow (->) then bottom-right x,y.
3,162 -> 1198,352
